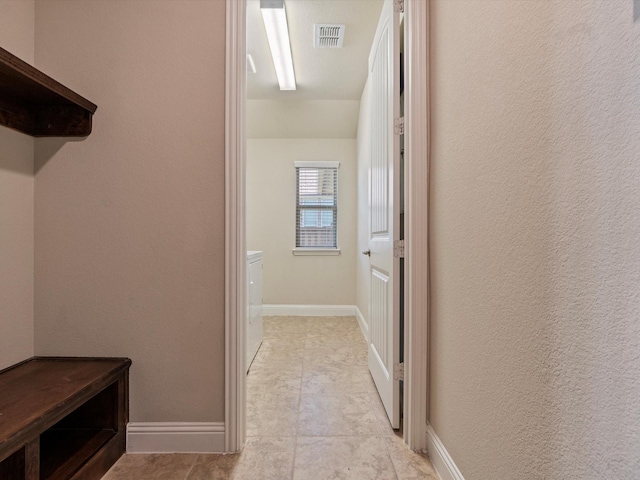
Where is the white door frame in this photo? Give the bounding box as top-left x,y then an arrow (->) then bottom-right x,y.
224,0 -> 430,452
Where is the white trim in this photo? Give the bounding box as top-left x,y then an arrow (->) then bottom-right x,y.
355,304 -> 369,342
225,0 -> 247,454
426,425 -> 465,480
294,161 -> 340,169
127,422 -> 225,454
292,248 -> 341,256
263,304 -> 357,317
226,0 -> 430,455
403,0 -> 430,451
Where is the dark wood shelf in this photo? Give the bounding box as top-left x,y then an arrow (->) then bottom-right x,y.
0,447 -> 26,480
0,357 -> 130,480
40,429 -> 115,480
0,47 -> 97,137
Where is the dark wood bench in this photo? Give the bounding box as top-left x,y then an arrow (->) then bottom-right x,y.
0,357 -> 131,480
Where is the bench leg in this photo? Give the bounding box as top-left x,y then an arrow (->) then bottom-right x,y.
25,439 -> 39,480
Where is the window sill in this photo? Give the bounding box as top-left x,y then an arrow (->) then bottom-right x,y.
292,248 -> 341,256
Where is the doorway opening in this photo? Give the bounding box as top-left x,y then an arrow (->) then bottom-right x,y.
224,0 -> 429,454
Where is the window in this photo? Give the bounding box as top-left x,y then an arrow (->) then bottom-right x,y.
294,161 -> 340,254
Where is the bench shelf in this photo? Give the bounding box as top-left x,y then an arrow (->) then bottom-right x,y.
0,357 -> 131,480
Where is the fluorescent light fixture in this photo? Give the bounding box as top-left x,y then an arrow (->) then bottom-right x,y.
260,0 -> 296,91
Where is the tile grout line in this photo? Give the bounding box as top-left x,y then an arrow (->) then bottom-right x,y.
182,454 -> 200,480
380,434 -> 402,480
290,319 -> 311,479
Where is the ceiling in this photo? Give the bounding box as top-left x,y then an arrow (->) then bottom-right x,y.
246,0 -> 384,102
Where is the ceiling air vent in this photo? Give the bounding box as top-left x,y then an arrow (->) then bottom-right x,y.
314,24 -> 345,48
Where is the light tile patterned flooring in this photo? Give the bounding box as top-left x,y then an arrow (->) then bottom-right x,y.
103,316 -> 438,479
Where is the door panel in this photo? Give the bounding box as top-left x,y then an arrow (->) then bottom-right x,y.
368,0 -> 400,429
370,268 -> 390,368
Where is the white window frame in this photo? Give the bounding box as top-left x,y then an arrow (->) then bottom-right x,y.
293,161 -> 341,256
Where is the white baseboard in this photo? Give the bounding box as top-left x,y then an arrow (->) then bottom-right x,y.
355,305 -> 369,342
263,304 -> 357,317
426,425 -> 465,480
127,422 -> 225,453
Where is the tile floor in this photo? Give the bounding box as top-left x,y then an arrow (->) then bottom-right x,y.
103,316 -> 438,479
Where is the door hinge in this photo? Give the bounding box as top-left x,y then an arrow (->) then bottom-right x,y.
394,362 -> 404,381
394,116 -> 405,136
394,0 -> 405,13
394,239 -> 405,258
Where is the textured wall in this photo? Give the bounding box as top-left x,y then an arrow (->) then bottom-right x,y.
34,0 -> 226,422
356,79 -> 371,325
430,1 -> 640,478
0,0 -> 34,369
247,139 -> 357,306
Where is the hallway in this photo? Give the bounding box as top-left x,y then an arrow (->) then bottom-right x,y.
103,316 -> 437,479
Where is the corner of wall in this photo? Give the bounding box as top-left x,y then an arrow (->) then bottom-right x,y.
0,0 -> 36,370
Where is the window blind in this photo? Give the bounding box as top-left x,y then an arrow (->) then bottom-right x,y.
295,163 -> 338,248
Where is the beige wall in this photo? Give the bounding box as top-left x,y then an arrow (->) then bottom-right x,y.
33,0 -> 226,422
0,0 -> 34,61
0,0 -> 35,369
247,139 -> 357,306
248,100 -> 360,139
430,1 -> 640,479
356,79 -> 371,325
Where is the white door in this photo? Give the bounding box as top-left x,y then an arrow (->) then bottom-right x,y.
246,252 -> 263,371
367,0 -> 401,428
